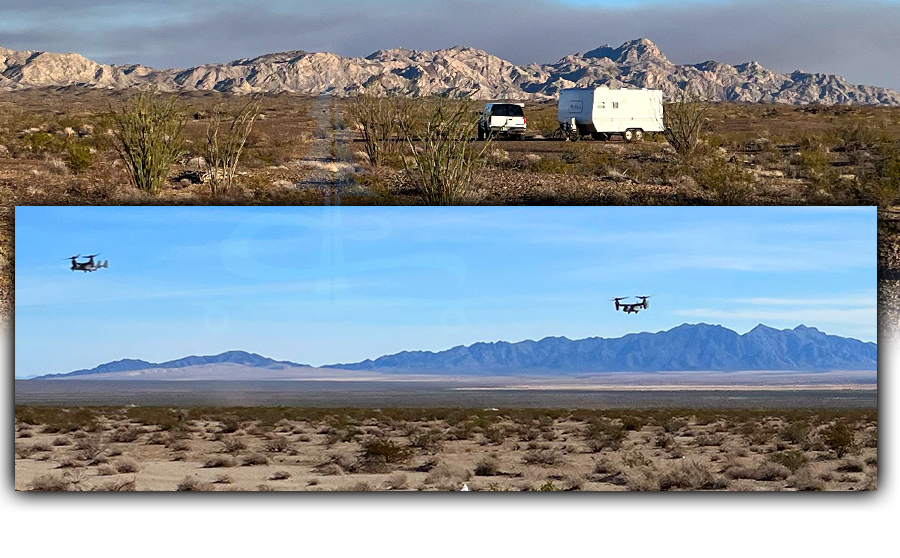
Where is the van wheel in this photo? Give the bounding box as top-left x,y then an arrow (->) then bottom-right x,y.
477,128 -> 485,141
568,132 -> 580,142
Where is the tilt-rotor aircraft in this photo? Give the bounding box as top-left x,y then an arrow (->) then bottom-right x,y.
612,296 -> 651,314
68,254 -> 109,273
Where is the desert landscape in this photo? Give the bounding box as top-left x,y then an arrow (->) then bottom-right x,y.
13,405 -> 878,492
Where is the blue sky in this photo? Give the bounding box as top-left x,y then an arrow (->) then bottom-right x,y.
14,207 -> 875,378
2,1 -> 899,91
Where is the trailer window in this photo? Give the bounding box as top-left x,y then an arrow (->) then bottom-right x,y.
612,102 -> 619,109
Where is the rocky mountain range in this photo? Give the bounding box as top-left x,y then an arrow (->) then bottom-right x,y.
324,324 -> 877,374
2,39 -> 899,105
34,324 -> 877,380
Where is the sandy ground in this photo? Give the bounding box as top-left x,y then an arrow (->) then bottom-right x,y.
15,408 -> 877,491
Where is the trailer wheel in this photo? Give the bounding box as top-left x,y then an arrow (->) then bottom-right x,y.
634,129 -> 644,142
623,129 -> 635,142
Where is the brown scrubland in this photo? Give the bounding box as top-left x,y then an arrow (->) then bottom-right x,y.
14,406 -> 877,492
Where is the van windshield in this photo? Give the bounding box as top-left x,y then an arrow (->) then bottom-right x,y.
491,104 -> 524,117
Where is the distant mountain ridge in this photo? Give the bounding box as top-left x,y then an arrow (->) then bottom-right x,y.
35,324 -> 877,379
323,324 -> 877,374
2,39 -> 899,105
38,350 -> 309,379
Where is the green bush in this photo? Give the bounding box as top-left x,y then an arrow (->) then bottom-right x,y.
584,419 -> 627,452
64,141 -> 93,174
821,421 -> 855,458
767,449 -> 809,472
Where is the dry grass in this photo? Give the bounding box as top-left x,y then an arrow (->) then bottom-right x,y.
13,406 -> 876,491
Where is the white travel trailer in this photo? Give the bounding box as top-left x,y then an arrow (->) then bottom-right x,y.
557,87 -> 664,142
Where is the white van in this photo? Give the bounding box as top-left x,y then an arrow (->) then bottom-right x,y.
478,102 -> 526,140
557,88 -> 664,142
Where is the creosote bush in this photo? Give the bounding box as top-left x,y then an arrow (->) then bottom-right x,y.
821,421 -> 855,458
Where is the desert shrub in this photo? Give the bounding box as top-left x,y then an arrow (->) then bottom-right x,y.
788,467 -> 825,491
63,140 -> 93,174
221,436 -> 248,454
263,435 -> 291,453
15,444 -> 37,459
346,94 -> 410,167
474,457 -> 500,477
400,97 -> 488,204
383,473 -> 408,490
112,88 -> 186,194
408,428 -> 444,452
17,429 -> 33,438
622,451 -> 652,469
481,426 -> 507,446
114,458 -> 141,474
212,474 -> 234,484
625,468 -> 660,491
205,97 -> 262,195
779,421 -> 810,445
93,478 -> 137,491
313,453 -> 357,475
203,455 -> 236,468
693,153 -> 753,203
176,476 -> 216,491
659,460 -> 727,490
821,421 -> 855,458
768,450 -> 809,472
74,436 -> 108,462
169,440 -> 192,453
621,415 -> 648,431
425,463 -> 471,490
31,441 -> 52,452
723,462 -> 790,482
864,426 -> 877,448
29,474 -> 71,491
664,88 -> 711,163
522,448 -> 564,466
219,416 -> 241,434
696,433 -> 726,447
536,481 -> 559,491
146,432 -> 169,445
345,481 -> 372,492
661,417 -> 688,433
744,424 -> 776,447
358,437 -> 413,471
96,464 -> 118,476
584,419 -> 627,452
240,453 -> 269,466
109,426 -> 144,443
835,459 -> 865,473
269,470 -> 292,481
655,433 -> 676,449
797,145 -> 832,180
